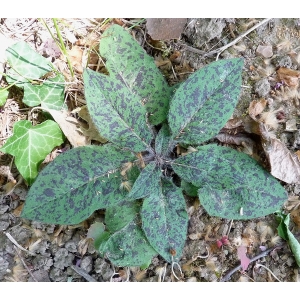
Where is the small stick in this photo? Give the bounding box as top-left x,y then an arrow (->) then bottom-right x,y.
220,243 -> 285,282
71,265 -> 97,282
13,246 -> 38,282
4,232 -> 36,256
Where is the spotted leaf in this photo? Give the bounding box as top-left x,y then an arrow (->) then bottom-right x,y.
21,144 -> 136,224
128,161 -> 162,200
141,178 -> 188,262
99,24 -> 172,125
172,144 -> 287,219
155,123 -> 177,158
168,58 -> 244,144
84,68 -> 152,152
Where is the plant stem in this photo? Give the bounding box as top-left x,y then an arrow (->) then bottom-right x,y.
52,18 -> 75,79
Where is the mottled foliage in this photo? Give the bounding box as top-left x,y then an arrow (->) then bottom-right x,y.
100,24 -> 172,125
172,144 -> 287,219
168,58 -> 244,144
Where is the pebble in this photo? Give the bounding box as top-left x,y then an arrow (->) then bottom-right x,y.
256,45 -> 273,58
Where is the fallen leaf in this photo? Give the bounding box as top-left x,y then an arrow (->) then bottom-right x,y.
237,245 -> 251,271
277,67 -> 300,87
248,98 -> 267,120
67,45 -> 83,73
146,18 -> 187,40
262,134 -> 300,184
48,108 -> 88,147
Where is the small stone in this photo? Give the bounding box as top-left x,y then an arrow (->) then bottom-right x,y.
256,45 -> 273,58
255,78 -> 271,97
285,119 -> 297,132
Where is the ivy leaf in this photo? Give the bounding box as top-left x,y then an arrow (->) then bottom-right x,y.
99,217 -> 157,267
5,41 -> 52,87
168,58 -> 244,144
155,123 -> 177,158
84,68 -> 152,152
0,120 -> 64,185
0,88 -> 9,106
276,212 -> 300,267
172,144 -> 287,219
128,161 -> 162,200
21,144 -> 136,224
99,24 -> 172,125
22,74 -> 65,110
141,178 -> 188,262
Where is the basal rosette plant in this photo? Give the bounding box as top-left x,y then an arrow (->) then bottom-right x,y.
21,25 -> 287,267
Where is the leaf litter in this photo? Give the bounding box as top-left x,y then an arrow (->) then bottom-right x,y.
0,18 -> 300,282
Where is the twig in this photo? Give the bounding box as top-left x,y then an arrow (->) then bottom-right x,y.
4,232 -> 36,256
13,246 -> 38,282
182,18 -> 272,60
220,243 -> 285,282
71,265 -> 97,282
254,263 -> 281,282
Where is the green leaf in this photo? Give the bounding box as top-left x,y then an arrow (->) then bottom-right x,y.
155,123 -> 177,158
105,199 -> 141,232
141,178 -> 188,262
128,162 -> 162,200
22,74 -> 66,110
181,180 -> 199,197
168,58 -> 244,144
21,144 -> 136,224
87,222 -> 110,250
0,88 -> 9,106
5,41 -> 52,86
276,212 -> 300,267
100,24 -> 172,125
172,144 -> 287,220
0,120 -> 64,185
99,217 -> 157,267
83,68 -> 152,152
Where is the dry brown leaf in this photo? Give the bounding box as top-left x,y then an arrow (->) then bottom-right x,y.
48,109 -> 88,147
263,136 -> 300,184
67,45 -> 83,73
77,106 -> 108,143
277,67 -> 300,87
248,98 -> 267,120
146,18 -> 187,40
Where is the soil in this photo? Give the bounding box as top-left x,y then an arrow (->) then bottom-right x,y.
1,18 -> 300,282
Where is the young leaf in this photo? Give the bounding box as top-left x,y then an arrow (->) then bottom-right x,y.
276,212 -> 300,267
84,68 -> 152,152
5,41 -> 52,86
99,24 -> 172,125
155,123 -> 177,158
0,120 -> 64,185
21,144 -> 136,224
22,74 -> 66,110
141,178 -> 188,262
0,88 -> 9,106
168,58 -> 244,144
99,217 -> 157,267
128,161 -> 162,200
181,180 -> 199,197
172,144 -> 287,219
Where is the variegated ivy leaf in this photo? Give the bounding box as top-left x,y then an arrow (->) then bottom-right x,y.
84,68 -> 153,152
21,144 -> 136,224
99,24 -> 172,125
5,41 -> 53,87
141,178 -> 188,262
22,74 -> 66,110
172,144 -> 287,219
0,120 -> 64,185
168,58 -> 244,144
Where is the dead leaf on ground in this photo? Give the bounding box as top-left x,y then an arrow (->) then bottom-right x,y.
248,98 -> 267,120
277,67 -> 300,88
237,245 -> 251,271
146,18 -> 187,40
67,45 -> 83,73
262,134 -> 300,184
77,106 -> 108,143
48,108 -> 88,147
